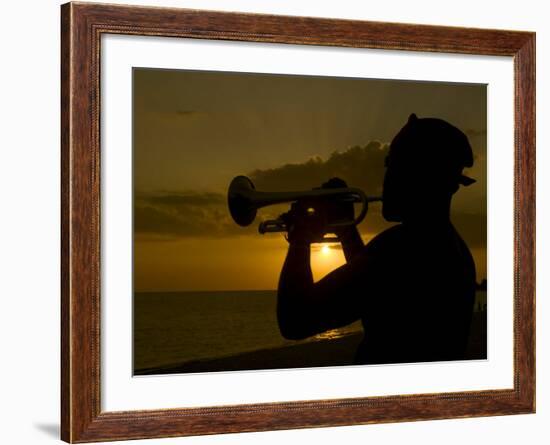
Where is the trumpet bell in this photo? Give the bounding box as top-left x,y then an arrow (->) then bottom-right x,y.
228,175 -> 257,226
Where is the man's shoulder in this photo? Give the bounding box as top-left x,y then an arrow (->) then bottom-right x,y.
348,224 -> 404,267
342,225 -> 404,280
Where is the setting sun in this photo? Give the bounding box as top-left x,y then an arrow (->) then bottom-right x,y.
311,244 -> 346,282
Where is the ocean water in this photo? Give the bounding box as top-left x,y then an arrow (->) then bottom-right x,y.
133,290 -> 362,372
134,290 -> 487,372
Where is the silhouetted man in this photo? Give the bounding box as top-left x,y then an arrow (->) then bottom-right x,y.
277,114 -> 477,364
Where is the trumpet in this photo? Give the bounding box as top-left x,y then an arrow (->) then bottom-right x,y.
227,175 -> 382,242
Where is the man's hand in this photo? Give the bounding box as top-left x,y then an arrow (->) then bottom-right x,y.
281,201 -> 327,245
322,177 -> 365,261
277,177 -> 362,246
321,177 -> 355,237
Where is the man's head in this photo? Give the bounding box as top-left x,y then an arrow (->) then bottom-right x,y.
382,114 -> 475,223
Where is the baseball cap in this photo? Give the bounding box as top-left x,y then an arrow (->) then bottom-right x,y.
390,113 -> 476,187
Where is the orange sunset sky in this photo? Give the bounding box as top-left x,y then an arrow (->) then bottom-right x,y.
133,68 -> 487,292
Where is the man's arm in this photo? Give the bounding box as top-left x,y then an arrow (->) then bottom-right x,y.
277,238 -> 366,340
277,243 -> 314,339
320,177 -> 365,263
275,179 -> 374,340
338,226 -> 365,263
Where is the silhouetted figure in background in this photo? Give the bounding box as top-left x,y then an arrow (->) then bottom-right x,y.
277,114 -> 477,364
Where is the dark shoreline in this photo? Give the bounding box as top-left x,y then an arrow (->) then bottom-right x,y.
135,332 -> 363,375
135,311 -> 487,376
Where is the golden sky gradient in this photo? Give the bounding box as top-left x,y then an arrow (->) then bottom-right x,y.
133,68 -> 487,292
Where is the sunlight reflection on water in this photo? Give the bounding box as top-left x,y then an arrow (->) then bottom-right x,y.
313,328 -> 349,341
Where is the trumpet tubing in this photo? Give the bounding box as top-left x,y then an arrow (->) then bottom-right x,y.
227,176 -> 381,237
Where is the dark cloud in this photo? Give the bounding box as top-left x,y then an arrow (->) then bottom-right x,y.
145,192 -> 224,208
249,141 -> 389,195
135,144 -> 391,239
134,191 -> 255,239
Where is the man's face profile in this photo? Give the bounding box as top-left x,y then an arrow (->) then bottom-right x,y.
381,148 -> 407,223
381,130 -> 425,223
381,114 -> 475,223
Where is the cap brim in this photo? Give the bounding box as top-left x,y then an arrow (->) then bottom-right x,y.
459,175 -> 476,186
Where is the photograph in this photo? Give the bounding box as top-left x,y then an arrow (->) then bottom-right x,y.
132,68 -> 488,375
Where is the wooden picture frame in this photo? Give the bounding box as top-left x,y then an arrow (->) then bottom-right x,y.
61,2 -> 535,442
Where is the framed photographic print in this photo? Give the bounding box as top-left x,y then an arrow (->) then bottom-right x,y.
61,2 -> 535,442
